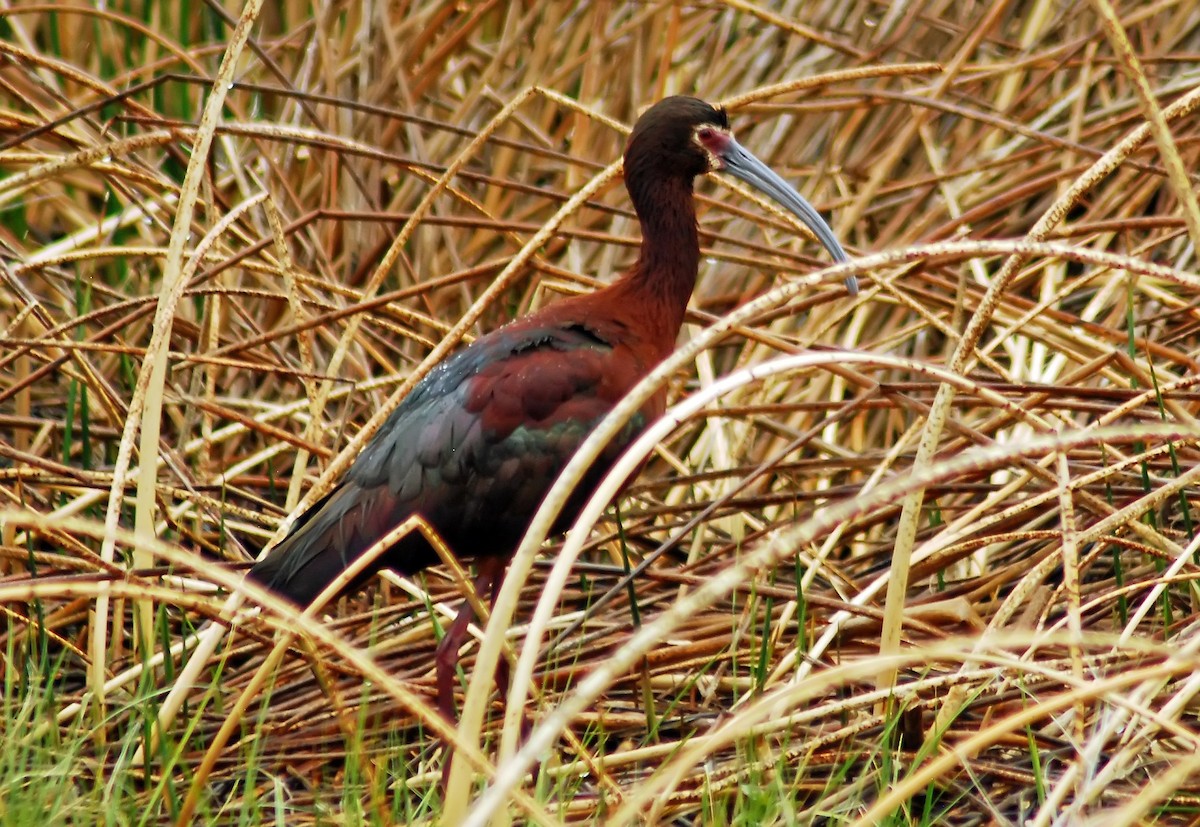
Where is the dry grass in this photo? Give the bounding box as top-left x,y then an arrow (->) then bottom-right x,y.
4,1 -> 1200,824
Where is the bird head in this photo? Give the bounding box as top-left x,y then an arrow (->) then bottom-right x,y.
625,96 -> 730,179
625,95 -> 857,295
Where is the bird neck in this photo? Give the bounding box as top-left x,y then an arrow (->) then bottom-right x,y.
622,175 -> 701,337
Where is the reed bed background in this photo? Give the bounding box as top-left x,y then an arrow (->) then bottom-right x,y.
3,1 -> 1200,823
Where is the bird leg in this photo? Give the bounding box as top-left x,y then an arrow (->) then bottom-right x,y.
434,554 -> 507,723
436,555 -> 509,789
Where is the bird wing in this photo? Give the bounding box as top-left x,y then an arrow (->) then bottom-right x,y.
249,320 -> 649,602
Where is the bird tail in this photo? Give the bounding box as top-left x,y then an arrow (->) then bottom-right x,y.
246,481 -> 404,606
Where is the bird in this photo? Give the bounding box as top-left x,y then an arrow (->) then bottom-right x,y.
248,95 -> 854,723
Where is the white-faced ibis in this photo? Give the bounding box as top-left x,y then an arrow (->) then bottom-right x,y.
248,95 -> 853,722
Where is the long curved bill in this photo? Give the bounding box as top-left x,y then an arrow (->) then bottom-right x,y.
718,136 -> 857,296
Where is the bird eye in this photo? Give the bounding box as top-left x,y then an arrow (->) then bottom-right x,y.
697,127 -> 715,141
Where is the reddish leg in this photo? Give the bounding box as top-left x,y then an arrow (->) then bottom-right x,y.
434,555 -> 507,722
436,556 -> 507,788
435,605 -> 477,724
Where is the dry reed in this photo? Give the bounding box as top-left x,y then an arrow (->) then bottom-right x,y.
3,1 -> 1200,823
